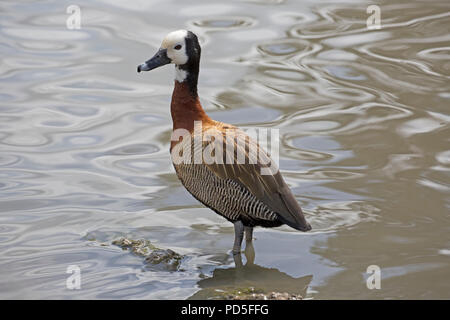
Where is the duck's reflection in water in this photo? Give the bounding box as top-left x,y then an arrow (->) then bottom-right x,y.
189,242 -> 313,299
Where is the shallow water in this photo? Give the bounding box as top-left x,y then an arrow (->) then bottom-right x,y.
1,0 -> 449,299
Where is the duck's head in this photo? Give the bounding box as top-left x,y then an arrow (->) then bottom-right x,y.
137,30 -> 201,83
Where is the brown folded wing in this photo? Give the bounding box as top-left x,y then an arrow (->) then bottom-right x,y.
203,124 -> 310,231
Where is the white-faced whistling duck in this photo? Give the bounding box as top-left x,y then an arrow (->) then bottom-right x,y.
137,30 -> 311,255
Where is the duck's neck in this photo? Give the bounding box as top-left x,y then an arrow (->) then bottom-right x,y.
170,66 -> 211,132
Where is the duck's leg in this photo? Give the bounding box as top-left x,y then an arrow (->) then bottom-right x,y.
233,252 -> 244,268
232,221 -> 244,255
244,226 -> 255,265
244,239 -> 255,266
244,226 -> 253,242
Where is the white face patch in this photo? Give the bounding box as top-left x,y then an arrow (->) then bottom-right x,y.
161,30 -> 189,66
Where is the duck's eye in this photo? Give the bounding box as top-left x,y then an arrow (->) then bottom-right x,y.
174,44 -> 182,50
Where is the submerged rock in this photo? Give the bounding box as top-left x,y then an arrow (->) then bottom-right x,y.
188,260 -> 312,300
231,291 -> 303,300
207,287 -> 302,300
112,237 -> 183,271
145,249 -> 183,271
112,238 -> 156,257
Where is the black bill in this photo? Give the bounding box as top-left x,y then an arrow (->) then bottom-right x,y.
137,48 -> 171,73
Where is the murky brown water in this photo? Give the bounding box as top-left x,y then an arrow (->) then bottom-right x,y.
1,0 -> 449,299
